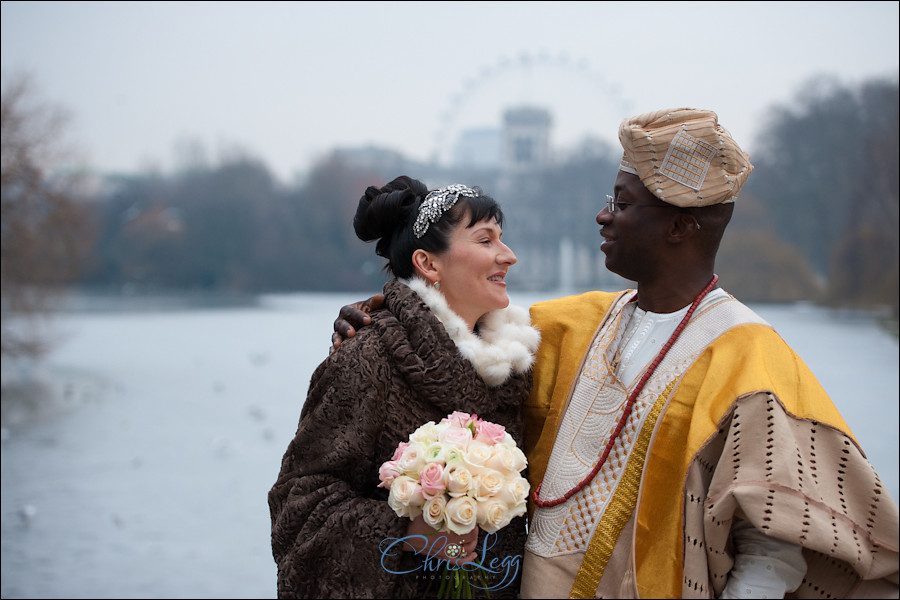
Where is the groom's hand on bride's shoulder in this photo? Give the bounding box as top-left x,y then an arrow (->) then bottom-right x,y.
330,293 -> 385,353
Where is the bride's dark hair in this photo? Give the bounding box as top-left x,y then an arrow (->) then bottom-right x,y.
353,176 -> 504,279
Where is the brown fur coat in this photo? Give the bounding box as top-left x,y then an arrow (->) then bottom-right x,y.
269,278 -> 538,598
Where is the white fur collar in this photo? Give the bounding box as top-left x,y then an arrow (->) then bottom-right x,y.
401,277 -> 540,387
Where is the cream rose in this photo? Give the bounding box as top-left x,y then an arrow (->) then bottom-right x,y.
396,441 -> 427,475
443,464 -> 473,498
476,499 -> 513,532
409,421 -> 439,445
485,444 -> 517,474
505,444 -> 527,473
444,495 -> 478,535
496,475 -> 530,508
387,475 -> 425,519
463,440 -> 493,469
472,467 -> 504,501
422,495 -> 447,530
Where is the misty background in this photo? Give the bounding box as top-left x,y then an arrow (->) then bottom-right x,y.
1,2 -> 898,598
2,1 -> 898,319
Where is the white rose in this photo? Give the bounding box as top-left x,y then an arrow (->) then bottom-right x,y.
472,467 -> 504,501
387,475 -> 424,519
476,499 -> 513,532
409,422 -> 439,445
396,441 -> 427,475
422,495 -> 447,530
445,496 -> 478,535
423,441 -> 445,463
443,464 -> 473,498
443,447 -> 465,467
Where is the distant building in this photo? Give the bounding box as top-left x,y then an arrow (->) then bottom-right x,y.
452,128 -> 502,169
502,106 -> 552,172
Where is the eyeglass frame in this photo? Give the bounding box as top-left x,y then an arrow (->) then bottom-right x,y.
605,194 -> 678,213
604,194 -> 702,229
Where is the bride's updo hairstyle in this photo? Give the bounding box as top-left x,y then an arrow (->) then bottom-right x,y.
353,176 -> 505,279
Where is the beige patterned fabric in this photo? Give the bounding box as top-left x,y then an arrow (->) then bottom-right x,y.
618,108 -> 753,207
683,391 -> 900,599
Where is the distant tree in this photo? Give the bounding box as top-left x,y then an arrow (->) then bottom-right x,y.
83,153 -> 281,292
825,78 -> 899,316
81,150 -> 394,293
287,152 -> 391,290
748,74 -> 899,315
1,74 -> 96,358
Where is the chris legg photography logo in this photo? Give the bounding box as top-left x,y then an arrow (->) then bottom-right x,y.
379,531 -> 522,591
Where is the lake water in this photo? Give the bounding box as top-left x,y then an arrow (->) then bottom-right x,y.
1,290 -> 897,599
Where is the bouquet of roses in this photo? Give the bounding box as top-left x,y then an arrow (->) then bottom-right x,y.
378,411 -> 529,598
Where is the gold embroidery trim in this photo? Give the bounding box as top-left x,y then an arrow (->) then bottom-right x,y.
568,378 -> 677,599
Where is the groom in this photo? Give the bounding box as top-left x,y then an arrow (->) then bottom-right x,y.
332,108 -> 899,598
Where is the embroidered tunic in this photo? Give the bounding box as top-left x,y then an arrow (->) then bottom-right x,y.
521,289 -> 899,599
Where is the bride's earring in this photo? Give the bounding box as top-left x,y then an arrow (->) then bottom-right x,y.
433,281 -> 441,291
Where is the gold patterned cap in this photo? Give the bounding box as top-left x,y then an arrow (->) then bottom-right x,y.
618,108 -> 753,207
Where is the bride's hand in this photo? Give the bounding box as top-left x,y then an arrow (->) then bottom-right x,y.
402,515 -> 479,565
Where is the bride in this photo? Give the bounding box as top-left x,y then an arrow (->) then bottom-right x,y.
268,176 -> 539,599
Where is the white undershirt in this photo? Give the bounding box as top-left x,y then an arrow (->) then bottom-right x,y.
720,520 -> 807,599
620,291 -> 807,598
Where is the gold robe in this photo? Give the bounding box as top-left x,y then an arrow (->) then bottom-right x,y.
523,291 -> 899,599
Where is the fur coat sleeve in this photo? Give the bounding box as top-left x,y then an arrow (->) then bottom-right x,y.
268,343 -> 409,599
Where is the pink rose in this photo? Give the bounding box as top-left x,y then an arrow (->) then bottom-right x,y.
377,460 -> 401,489
418,462 -> 446,499
391,442 -> 410,461
474,420 -> 506,445
443,411 -> 475,429
439,425 -> 473,450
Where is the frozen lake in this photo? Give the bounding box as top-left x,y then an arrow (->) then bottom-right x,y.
1,290 -> 898,599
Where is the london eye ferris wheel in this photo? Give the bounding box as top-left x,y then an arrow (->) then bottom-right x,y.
430,52 -> 635,167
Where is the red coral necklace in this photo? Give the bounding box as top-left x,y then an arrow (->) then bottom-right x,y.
532,274 -> 719,508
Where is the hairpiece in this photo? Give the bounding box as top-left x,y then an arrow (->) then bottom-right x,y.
413,184 -> 478,238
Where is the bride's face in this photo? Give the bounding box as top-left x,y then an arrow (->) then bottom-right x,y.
434,215 -> 517,330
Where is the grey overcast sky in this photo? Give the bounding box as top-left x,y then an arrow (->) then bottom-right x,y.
2,1 -> 898,183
